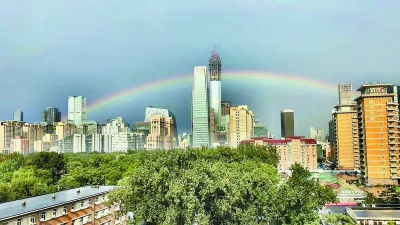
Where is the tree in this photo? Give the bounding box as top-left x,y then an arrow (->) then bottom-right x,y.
25,152 -> 66,182
108,146 -> 280,224
323,214 -> 356,225
363,192 -> 381,204
388,221 -> 396,225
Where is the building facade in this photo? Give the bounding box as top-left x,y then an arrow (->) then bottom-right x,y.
228,105 -> 254,149
0,121 -> 25,154
338,83 -> 354,105
146,115 -> 176,150
356,84 -> 400,185
192,66 -> 211,147
280,109 -> 294,138
0,186 -> 127,225
221,101 -> 232,116
310,126 -> 324,142
55,122 -> 76,141
241,136 -> 318,171
10,136 -> 29,155
68,96 -> 87,125
254,120 -> 268,137
42,107 -> 61,124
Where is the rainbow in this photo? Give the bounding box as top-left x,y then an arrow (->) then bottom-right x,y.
86,70 -> 347,114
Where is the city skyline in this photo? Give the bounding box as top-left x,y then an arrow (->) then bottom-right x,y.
1,1 -> 400,136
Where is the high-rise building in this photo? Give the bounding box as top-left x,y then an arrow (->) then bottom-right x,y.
241,136 -> 318,171
209,50 -> 222,126
23,123 -> 45,153
146,115 -> 176,150
338,83 -> 354,105
192,66 -> 210,147
55,122 -> 76,141
280,109 -> 295,138
42,107 -> 61,124
356,83 -> 400,185
221,101 -> 231,116
10,136 -> 29,155
254,120 -> 268,137
332,103 -> 359,170
310,126 -> 324,142
68,96 -> 87,125
13,109 -> 23,122
228,105 -> 254,148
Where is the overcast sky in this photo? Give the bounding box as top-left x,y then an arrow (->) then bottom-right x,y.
1,0 -> 399,137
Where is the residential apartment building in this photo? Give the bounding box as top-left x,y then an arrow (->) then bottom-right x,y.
146,115 -> 176,150
241,136 -> 318,171
0,121 -> 25,154
332,103 -> 359,170
10,136 -> 29,155
356,84 -> 400,185
55,122 -> 76,141
228,105 -> 254,149
23,123 -> 45,153
0,186 -> 127,225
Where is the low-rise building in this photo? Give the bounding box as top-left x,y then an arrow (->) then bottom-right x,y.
346,206 -> 400,224
0,186 -> 128,224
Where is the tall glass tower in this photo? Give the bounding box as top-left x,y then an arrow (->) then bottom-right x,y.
209,49 -> 222,127
68,96 -> 87,125
192,66 -> 210,147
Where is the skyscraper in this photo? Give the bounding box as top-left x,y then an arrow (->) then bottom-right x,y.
280,109 -> 294,138
42,107 -> 61,124
209,49 -> 222,126
310,126 -> 324,142
221,101 -> 232,116
68,96 -> 87,125
192,66 -> 210,147
229,105 -> 254,148
338,83 -> 353,105
13,109 -> 23,122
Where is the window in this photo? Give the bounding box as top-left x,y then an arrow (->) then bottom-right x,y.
30,216 -> 35,224
81,201 -> 84,208
72,204 -> 75,211
95,197 -> 99,204
80,217 -> 84,225
88,199 -> 92,206
63,206 -> 67,214
60,223 -> 67,225
17,219 -> 22,225
53,209 -> 57,217
41,212 -> 46,221
72,220 -> 75,225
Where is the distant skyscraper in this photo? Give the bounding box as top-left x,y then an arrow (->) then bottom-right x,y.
42,107 -> 61,124
192,66 -> 210,147
338,83 -> 353,105
310,126 -> 324,142
221,101 -> 232,116
280,109 -> 294,138
209,49 -> 222,127
13,109 -> 23,122
68,96 -> 87,125
254,119 -> 268,137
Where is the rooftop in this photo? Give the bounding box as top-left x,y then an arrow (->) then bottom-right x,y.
0,186 -> 116,221
348,207 -> 400,220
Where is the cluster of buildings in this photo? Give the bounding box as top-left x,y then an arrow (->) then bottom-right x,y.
329,83 -> 400,185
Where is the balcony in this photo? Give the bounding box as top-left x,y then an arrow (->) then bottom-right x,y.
390,157 -> 397,162
388,123 -> 396,127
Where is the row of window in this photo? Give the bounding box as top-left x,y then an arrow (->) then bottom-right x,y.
72,214 -> 91,225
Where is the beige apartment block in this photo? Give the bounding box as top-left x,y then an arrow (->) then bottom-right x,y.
146,115 -> 176,150
356,84 -> 400,185
229,105 -> 254,149
23,123 -> 45,153
0,121 -> 25,154
55,122 -> 76,141
10,136 -> 29,155
241,136 -> 318,171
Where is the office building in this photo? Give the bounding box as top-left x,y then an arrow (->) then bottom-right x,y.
338,83 -> 354,105
10,136 -> 29,155
192,66 -> 211,147
310,126 -> 324,142
41,107 -> 61,124
76,121 -> 102,135
102,117 -> 131,135
146,115 -> 177,150
86,134 -> 103,153
241,136 -> 318,171
68,96 -> 87,125
0,121 -> 25,154
144,107 -> 178,141
13,109 -> 23,122
254,120 -> 268,137
228,105 -> 254,148
209,50 -> 222,126
111,133 -> 135,152
221,101 -> 232,116
0,186 -> 127,224
280,109 -> 294,138
356,83 -> 400,185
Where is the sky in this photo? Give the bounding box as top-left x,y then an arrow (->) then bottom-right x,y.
1,0 -> 399,137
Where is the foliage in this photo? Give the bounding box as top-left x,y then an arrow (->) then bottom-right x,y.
323,214 -> 356,225
108,146 -> 336,225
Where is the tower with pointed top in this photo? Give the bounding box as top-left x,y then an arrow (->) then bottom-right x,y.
209,47 -> 222,127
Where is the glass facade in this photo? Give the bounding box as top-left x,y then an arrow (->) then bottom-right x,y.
192,66 -> 210,147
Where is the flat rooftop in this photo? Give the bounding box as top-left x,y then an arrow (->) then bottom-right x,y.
348,208 -> 400,220
0,186 -> 116,221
